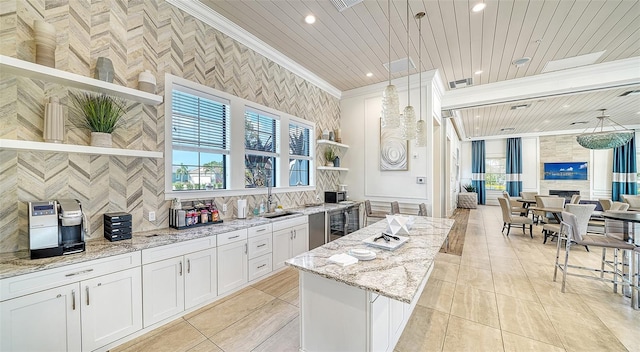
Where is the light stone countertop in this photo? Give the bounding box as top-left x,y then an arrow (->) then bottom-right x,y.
285,216 -> 454,303
0,202 -> 361,280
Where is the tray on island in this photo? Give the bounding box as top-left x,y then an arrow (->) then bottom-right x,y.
363,233 -> 409,251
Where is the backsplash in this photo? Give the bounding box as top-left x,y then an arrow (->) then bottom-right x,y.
0,0 -> 340,253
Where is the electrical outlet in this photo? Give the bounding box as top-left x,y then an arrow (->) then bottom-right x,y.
222,203 -> 227,212
148,211 -> 156,221
416,177 -> 426,184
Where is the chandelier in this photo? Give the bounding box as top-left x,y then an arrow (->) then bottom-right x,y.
415,11 -> 426,147
401,0 -> 416,140
575,109 -> 634,149
381,0 -> 400,129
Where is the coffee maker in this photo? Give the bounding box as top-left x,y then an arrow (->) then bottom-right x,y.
28,199 -> 86,259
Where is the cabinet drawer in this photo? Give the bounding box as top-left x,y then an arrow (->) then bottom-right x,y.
272,216 -> 308,232
247,233 -> 272,260
248,253 -> 272,282
0,252 -> 141,301
248,223 -> 272,238
217,229 -> 248,246
142,237 -> 214,265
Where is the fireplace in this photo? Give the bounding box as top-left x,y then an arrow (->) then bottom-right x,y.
549,190 -> 580,202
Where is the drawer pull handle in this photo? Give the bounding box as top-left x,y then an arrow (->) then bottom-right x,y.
258,264 -> 267,269
86,286 -> 90,306
229,235 -> 239,239
71,290 -> 76,310
179,261 -> 183,276
245,243 -> 248,254
187,259 -> 191,274
65,269 -> 94,277
256,228 -> 266,232
257,244 -> 266,248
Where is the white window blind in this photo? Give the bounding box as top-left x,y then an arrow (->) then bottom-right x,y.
172,89 -> 229,154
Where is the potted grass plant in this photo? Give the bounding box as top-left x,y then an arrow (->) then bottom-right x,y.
69,91 -> 127,147
324,147 -> 336,167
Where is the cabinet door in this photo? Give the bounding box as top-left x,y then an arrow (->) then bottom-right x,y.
184,248 -> 217,309
291,223 -> 309,258
81,267 -> 142,352
0,283 -> 81,352
272,228 -> 293,270
370,293 -> 390,352
142,256 -> 184,327
217,240 -> 248,295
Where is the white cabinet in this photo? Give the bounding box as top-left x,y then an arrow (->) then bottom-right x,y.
141,237 -> 217,327
217,229 -> 248,295
1,283 -> 81,352
0,252 -> 142,352
273,217 -> 309,270
371,294 -> 390,352
81,267 -> 142,352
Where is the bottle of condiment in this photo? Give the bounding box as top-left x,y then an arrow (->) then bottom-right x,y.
201,209 -> 208,223
212,209 -> 219,222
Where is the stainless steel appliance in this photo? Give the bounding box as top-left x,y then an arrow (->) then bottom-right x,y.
327,205 -> 360,242
308,211 -> 326,250
28,199 -> 86,259
324,191 -> 346,203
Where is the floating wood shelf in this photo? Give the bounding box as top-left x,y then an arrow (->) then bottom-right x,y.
0,139 -> 163,158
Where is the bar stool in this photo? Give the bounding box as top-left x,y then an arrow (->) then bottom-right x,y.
391,201 -> 400,215
418,203 -> 427,216
364,200 -> 387,226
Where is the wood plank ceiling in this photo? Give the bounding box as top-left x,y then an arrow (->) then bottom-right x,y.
201,0 -> 640,138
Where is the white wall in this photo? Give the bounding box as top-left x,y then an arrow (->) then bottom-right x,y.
341,70 -> 449,216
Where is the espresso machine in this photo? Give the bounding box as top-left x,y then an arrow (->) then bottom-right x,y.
28,199 -> 86,259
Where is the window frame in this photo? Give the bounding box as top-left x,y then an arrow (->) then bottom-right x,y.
164,74 -> 316,200
288,120 -> 313,187
485,157 -> 506,191
244,107 -> 280,189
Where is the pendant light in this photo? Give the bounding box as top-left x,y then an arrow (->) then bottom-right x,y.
401,0 -> 416,140
381,0 -> 400,129
576,109 -> 634,149
415,11 -> 427,147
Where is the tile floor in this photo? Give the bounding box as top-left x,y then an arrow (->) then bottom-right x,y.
111,205 -> 639,352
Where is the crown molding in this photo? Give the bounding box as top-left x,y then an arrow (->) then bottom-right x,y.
340,69 -> 438,99
442,57 -> 640,110
167,0 -> 342,99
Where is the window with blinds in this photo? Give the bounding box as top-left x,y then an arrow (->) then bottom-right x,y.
245,108 -> 279,188
171,88 -> 229,191
289,122 -> 311,186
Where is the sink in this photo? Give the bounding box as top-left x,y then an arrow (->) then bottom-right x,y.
262,211 -> 299,219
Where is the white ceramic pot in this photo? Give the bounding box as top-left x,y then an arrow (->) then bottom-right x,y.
138,70 -> 156,93
44,97 -> 64,143
91,132 -> 112,148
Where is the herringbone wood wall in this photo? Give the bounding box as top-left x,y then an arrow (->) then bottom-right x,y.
0,0 -> 340,252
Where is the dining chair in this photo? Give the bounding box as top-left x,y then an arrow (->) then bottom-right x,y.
498,197 -> 533,237
532,195 -> 548,224
391,201 -> 400,215
418,203 -> 427,216
570,194 -> 581,204
364,200 -> 387,226
520,191 -> 538,201
502,191 -> 526,215
553,211 -> 635,296
610,201 -> 630,211
543,203 -> 595,245
621,194 -> 640,211
539,196 -> 566,224
598,199 -> 613,211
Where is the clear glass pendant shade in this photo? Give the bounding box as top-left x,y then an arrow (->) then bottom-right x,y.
415,119 -> 427,146
382,84 -> 400,129
401,105 -> 416,140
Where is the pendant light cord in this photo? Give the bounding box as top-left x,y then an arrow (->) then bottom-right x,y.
418,13 -> 422,121
388,0 -> 391,86
406,0 -> 410,106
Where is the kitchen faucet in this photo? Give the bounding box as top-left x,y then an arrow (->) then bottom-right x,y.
265,159 -> 273,212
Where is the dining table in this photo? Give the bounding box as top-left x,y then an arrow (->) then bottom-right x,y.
528,206 -> 564,224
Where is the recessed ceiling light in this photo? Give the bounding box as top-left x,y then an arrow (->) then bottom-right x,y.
475,115 -> 480,118
543,120 -> 550,123
366,72 -> 373,77
562,104 -> 571,108
512,57 -> 531,67
474,70 -> 483,75
472,3 -> 486,12
500,127 -> 515,132
305,15 -> 316,24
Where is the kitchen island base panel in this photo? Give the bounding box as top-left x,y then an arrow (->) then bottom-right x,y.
299,263 -> 432,352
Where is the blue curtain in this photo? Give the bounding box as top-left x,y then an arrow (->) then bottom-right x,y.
612,135 -> 637,201
472,140 -> 486,205
505,137 -> 522,197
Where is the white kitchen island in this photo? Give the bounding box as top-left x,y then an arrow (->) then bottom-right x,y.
285,216 -> 454,352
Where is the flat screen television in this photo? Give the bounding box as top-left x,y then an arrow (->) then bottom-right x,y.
543,162 -> 588,180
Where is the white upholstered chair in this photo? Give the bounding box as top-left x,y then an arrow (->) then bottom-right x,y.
498,197 -> 533,237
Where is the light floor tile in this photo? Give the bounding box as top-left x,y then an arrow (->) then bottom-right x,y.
187,340 -> 222,352
457,265 -> 494,292
580,296 -> 640,352
395,306 -> 449,352
492,272 -> 539,303
450,284 -> 500,329
502,331 -> 566,352
251,267 -> 299,297
210,299 -> 298,351
253,316 -> 300,352
431,261 -> 459,283
496,294 -> 562,347
442,315 -> 504,352
187,286 -> 276,337
113,320 -> 206,352
459,254 -> 492,270
436,252 -> 462,265
279,286 -> 299,307
417,278 -> 456,313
